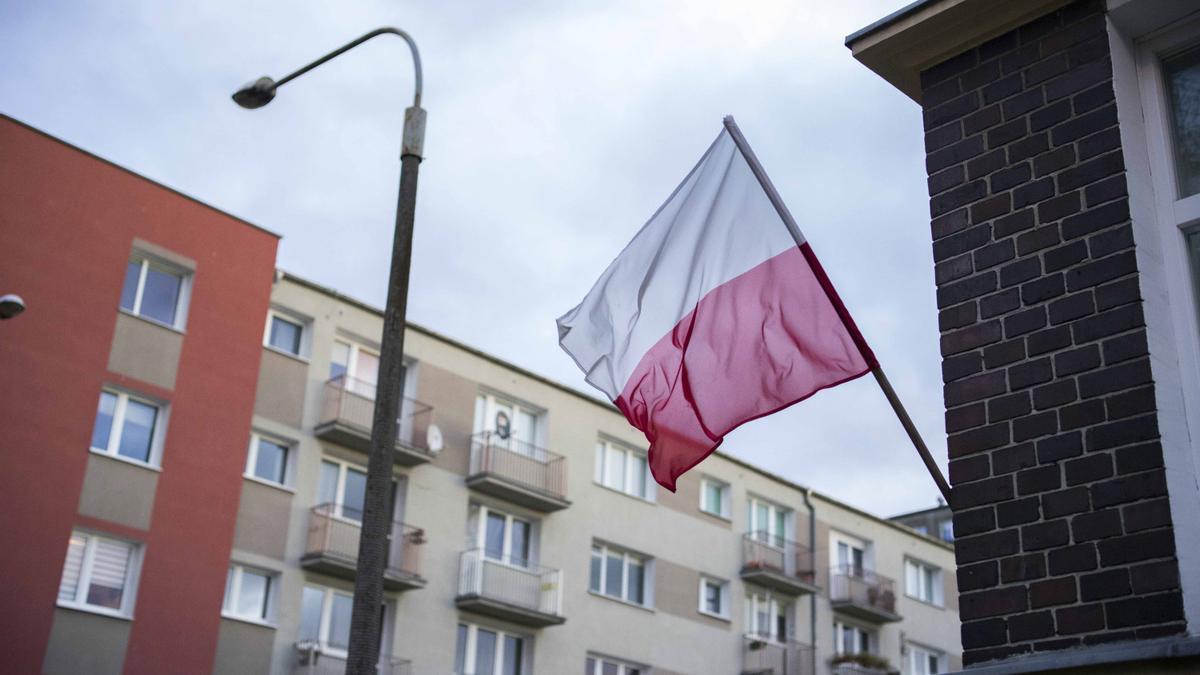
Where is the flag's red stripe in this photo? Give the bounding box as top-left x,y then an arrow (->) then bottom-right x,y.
798,242 -> 879,370
613,246 -> 872,492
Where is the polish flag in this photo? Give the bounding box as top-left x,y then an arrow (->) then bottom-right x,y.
557,120 -> 878,491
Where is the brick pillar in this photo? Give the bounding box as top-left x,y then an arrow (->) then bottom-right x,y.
918,0 -> 1185,665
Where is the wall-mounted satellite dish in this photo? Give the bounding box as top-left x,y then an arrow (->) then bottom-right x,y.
426,424 -> 444,454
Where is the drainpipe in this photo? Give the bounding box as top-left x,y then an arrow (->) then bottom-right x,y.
803,488 -> 817,675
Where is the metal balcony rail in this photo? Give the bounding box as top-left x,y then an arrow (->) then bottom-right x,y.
295,640 -> 411,675
741,531 -> 815,581
741,634 -> 815,675
319,375 -> 434,452
305,503 -> 423,578
830,565 -> 897,614
831,664 -> 889,675
456,548 -> 564,618
469,431 -> 566,499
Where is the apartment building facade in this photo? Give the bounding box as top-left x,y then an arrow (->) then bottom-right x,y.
0,113 -> 959,674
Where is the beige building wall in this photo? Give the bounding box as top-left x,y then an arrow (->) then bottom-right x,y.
220,273 -> 960,675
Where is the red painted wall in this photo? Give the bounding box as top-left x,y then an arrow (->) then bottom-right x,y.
0,115 -> 278,674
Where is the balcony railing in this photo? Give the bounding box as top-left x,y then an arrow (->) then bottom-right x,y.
741,635 -> 814,675
295,641 -> 411,675
466,432 -> 569,511
455,548 -> 565,627
740,532 -> 817,596
316,375 -> 436,464
301,503 -> 425,591
829,565 -> 901,623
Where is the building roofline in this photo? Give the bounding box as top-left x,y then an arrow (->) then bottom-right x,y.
0,113 -> 282,240
890,503 -> 951,520
279,269 -> 956,553
844,0 -> 939,46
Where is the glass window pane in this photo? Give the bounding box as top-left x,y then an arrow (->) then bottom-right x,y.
485,512 -> 506,561
602,663 -> 619,675
236,570 -> 270,619
502,635 -> 523,675
86,538 -> 131,609
630,453 -> 647,498
589,549 -> 602,592
454,624 -> 469,674
91,391 -> 117,450
475,629 -> 497,675
628,561 -> 644,604
330,341 -> 350,380
586,657 -> 596,675
604,552 -> 623,597
605,446 -> 625,491
120,261 -> 140,311
774,510 -> 786,545
510,519 -> 530,566
139,265 -> 181,325
253,438 -> 287,484
317,461 -> 338,507
269,316 -> 302,354
223,567 -> 234,612
940,520 -> 954,542
1165,45 -> 1200,198
355,350 -> 380,390
756,503 -> 769,537
342,467 -> 367,521
298,587 -> 323,642
328,592 -> 353,650
117,398 -> 156,462
58,533 -> 87,603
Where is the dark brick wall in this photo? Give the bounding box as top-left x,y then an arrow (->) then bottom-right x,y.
918,0 -> 1186,665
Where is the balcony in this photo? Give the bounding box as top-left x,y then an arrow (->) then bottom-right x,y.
301,503 -> 426,592
455,549 -> 565,627
829,566 -> 902,623
465,432 -> 570,512
295,641 -> 411,675
740,532 -> 818,596
741,635 -> 814,675
315,375 -> 436,466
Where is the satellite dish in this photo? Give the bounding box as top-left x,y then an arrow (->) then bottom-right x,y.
426,424 -> 444,454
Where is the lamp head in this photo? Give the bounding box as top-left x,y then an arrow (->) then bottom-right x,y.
0,294 -> 25,319
232,76 -> 277,109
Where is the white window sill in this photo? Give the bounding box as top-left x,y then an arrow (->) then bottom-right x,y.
89,448 -> 162,473
118,308 -> 185,334
593,481 -> 657,505
57,601 -> 133,621
697,608 -> 732,622
221,612 -> 278,629
587,590 -> 654,613
242,474 -> 296,494
699,508 -> 732,522
262,344 -> 310,364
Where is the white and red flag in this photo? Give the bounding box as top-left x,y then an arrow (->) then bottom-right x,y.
557,119 -> 879,492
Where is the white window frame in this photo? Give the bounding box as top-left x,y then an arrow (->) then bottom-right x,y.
330,337 -> 386,396
263,307 -> 310,359
474,392 -> 545,448
589,542 -> 652,607
222,563 -> 276,625
586,654 -> 646,675
456,622 -> 530,675
697,575 -> 730,619
90,387 -> 167,469
907,642 -> 945,675
747,495 -> 792,544
745,588 -> 793,642
904,557 -> 944,607
318,457 -> 373,522
244,431 -> 294,489
471,503 -> 536,568
829,531 -> 872,576
594,438 -> 655,502
699,476 -> 731,518
56,530 -> 142,618
120,253 -> 191,330
834,619 -> 874,655
301,584 -> 354,656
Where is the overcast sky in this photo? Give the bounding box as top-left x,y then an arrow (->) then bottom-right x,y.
1,0 -> 949,517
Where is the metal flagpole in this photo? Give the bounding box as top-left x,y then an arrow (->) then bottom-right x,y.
721,115 -> 953,504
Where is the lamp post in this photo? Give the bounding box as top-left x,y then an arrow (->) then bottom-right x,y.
233,28 -> 424,675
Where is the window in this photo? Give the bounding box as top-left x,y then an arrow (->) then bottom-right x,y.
469,504 -> 533,567
589,543 -> 650,606
912,524 -> 928,536
905,558 -> 944,606
834,620 -> 872,655
908,644 -> 944,675
831,532 -> 868,577
223,564 -> 273,623
939,519 -> 954,542
747,496 -> 791,546
475,392 -> 543,453
90,389 -> 163,466
1165,44 -> 1200,198
330,338 -> 380,397
264,309 -> 306,357
745,589 -> 792,642
698,576 -> 729,618
245,432 -> 291,486
57,530 -> 141,617
455,622 -> 527,675
120,254 -> 189,328
699,477 -> 730,518
299,585 -> 354,653
594,439 -> 652,500
586,655 -> 645,675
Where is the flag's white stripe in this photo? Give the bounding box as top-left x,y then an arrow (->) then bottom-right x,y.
557,130 -> 802,400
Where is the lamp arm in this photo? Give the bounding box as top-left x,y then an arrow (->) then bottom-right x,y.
273,27 -> 423,107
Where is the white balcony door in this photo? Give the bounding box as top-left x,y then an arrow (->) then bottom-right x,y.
471,504 -> 533,568
317,458 -> 400,523
747,496 -> 789,547
475,393 -> 540,454
331,339 -> 380,397
831,532 -> 868,577
746,589 -> 791,642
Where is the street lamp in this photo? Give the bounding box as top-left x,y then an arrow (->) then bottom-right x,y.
234,28 -> 424,675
